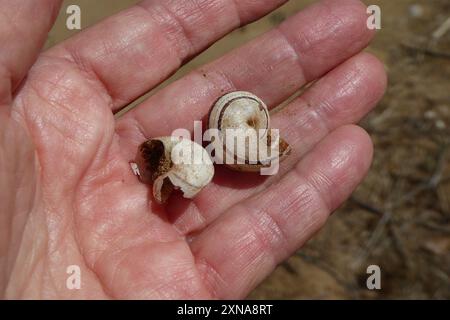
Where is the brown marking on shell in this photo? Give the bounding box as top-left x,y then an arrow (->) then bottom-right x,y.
209,91 -> 291,172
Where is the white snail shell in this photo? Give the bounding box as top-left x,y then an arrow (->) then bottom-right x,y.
135,137 -> 214,204
208,91 -> 291,172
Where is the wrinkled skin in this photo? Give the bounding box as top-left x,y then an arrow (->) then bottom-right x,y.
0,0 -> 386,299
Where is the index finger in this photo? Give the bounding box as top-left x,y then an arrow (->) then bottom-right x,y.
45,0 -> 287,111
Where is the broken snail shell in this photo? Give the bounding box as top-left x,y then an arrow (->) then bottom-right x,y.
135,137 -> 214,204
208,91 -> 291,172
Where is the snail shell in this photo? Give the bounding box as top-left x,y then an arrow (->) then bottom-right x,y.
208,91 -> 291,172
135,137 -> 214,204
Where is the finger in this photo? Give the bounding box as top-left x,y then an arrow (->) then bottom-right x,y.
168,52 -> 386,234
118,0 -> 375,147
46,0 -> 287,111
0,0 -> 61,99
190,125 -> 373,298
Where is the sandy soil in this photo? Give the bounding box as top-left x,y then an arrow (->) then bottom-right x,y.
46,0 -> 450,299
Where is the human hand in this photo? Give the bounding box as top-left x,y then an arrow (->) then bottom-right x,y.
0,0 -> 386,299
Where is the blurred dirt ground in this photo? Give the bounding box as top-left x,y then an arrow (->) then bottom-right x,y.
47,0 -> 450,299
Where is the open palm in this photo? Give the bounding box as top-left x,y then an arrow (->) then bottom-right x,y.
0,0 -> 386,299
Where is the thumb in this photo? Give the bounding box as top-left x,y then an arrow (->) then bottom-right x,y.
0,0 -> 62,104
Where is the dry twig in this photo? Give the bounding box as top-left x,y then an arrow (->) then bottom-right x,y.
401,42 -> 450,59
352,147 -> 450,267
